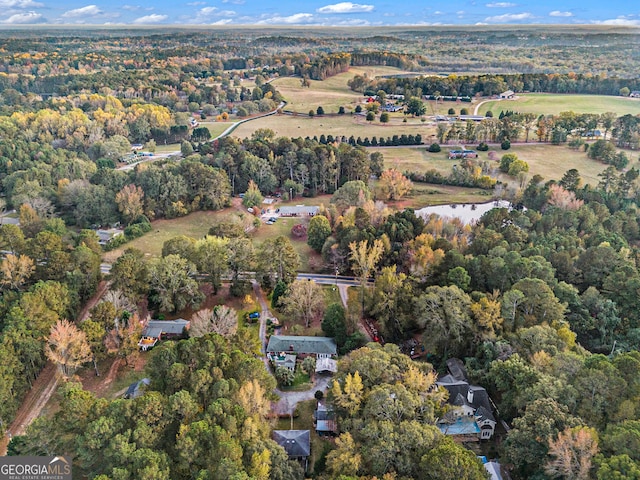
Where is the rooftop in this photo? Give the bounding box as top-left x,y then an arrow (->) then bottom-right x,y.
267,335 -> 337,355
273,430 -> 311,458
143,319 -> 190,338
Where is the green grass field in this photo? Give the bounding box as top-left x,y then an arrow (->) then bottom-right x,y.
271,66 -> 417,114
481,94 -> 640,117
199,121 -> 235,138
103,209 -> 252,262
231,112 -> 437,141
372,143 -> 625,186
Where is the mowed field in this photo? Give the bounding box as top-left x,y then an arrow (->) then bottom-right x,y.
271,66 -> 415,114
231,112 -> 438,140
371,142 -> 625,186
481,94 -> 640,116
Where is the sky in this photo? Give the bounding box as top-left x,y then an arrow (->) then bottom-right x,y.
0,0 -> 639,26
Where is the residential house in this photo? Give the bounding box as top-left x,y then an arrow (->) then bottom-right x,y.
630,91 -> 640,98
276,206 -> 320,217
273,430 -> 310,470
138,319 -> 190,351
436,359 -> 497,441
499,90 -> 515,99
458,115 -> 486,122
96,228 -> 124,246
314,401 -> 338,436
266,335 -> 337,358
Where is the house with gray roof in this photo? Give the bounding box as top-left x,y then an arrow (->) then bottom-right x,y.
437,360 -> 497,440
277,206 -> 320,217
273,430 -> 310,470
267,335 -> 337,357
138,319 -> 189,351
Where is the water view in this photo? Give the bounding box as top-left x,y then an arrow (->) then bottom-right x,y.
416,200 -> 511,224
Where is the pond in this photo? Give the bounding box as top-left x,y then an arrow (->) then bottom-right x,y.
415,200 -> 512,224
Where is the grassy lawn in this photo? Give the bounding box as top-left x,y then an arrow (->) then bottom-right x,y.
199,121 -> 235,138
231,112 -> 437,141
323,285 -> 342,307
275,398 -> 333,475
103,209 -> 253,262
495,143 -> 629,185
271,66 -> 417,115
280,368 -> 313,392
154,143 -> 181,153
373,143 -> 622,188
481,94 -> 640,117
251,215 -> 318,272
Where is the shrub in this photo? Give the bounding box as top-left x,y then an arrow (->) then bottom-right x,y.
477,142 -> 489,151
501,139 -> 511,150
291,223 -> 308,238
428,143 -> 441,153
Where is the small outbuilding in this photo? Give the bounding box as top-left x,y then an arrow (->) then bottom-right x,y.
124,378 -> 150,399
499,90 -> 515,99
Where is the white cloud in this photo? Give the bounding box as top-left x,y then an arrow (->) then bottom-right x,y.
187,1 -> 206,4
456,10 -> 465,14
257,12 -> 314,24
486,2 -> 516,7
549,10 -> 572,17
434,10 -> 443,15
316,2 -> 374,14
62,5 -> 102,18
122,4 -> 141,10
2,10 -> 42,23
484,12 -> 533,22
133,13 -> 168,24
593,17 -> 640,25
199,6 -> 217,15
211,18 -> 233,24
0,0 -> 42,7
222,0 -> 244,3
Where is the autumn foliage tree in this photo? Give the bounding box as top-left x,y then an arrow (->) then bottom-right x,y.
45,319 -> 92,378
0,253 -> 35,290
375,168 -> 412,201
115,184 -> 145,225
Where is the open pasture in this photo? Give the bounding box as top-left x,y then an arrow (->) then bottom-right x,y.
372,142 -> 625,186
231,111 -> 437,141
481,93 -> 640,117
272,66 -> 417,114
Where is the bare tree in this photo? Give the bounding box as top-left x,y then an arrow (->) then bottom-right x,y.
545,427 -> 598,480
45,319 -> 92,378
190,305 -> 238,337
281,280 -> 325,328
